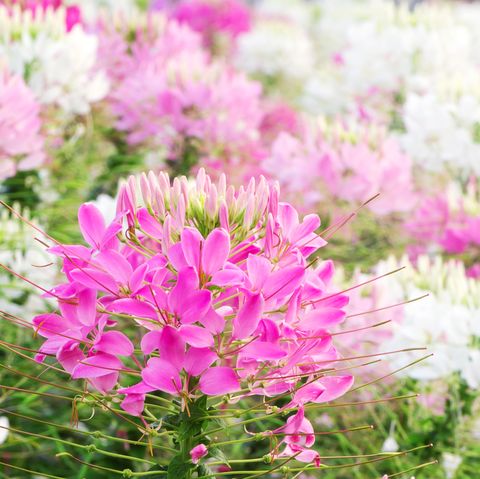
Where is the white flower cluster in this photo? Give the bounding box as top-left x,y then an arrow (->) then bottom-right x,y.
235,2 -> 315,88
244,0 -> 480,177
66,0 -> 139,23
0,208 -> 56,319
377,255 -> 480,386
0,5 -> 109,115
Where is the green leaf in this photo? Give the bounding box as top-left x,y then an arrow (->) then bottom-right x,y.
167,454 -> 194,479
209,446 -> 230,468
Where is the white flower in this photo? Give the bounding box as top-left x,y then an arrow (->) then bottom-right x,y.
0,6 -> 109,115
0,208 -> 56,318
0,417 -> 9,445
373,255 -> 480,382
235,18 -> 314,83
91,194 -> 117,225
381,435 -> 399,453
401,93 -> 480,177
461,350 -> 480,390
442,453 -> 462,479
66,0 -> 139,24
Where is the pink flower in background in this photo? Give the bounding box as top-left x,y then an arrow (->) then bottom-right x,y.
104,17 -> 263,177
324,131 -> 416,216
0,71 -> 45,180
157,0 -> 252,49
190,444 -> 208,464
32,169 -> 355,465
263,122 -> 416,216
407,186 -> 480,277
259,102 -> 304,146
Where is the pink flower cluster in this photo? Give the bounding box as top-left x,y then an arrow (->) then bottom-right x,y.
0,71 -> 45,180
99,15 -> 263,173
407,191 -> 480,277
263,122 -> 416,216
154,0 -> 252,50
33,169 -> 354,463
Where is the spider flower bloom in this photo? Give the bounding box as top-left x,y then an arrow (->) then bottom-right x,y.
0,71 -> 45,180
263,119 -> 416,216
166,0 -> 252,51
407,181 -> 480,277
33,169 -> 354,464
101,12 -> 263,178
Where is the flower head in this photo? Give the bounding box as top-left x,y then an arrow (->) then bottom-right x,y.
33,169 -> 354,464
0,70 -> 45,180
0,3 -> 108,114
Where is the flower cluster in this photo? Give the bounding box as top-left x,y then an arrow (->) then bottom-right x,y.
263,119 -> 416,216
34,169 -> 355,464
0,2 -> 108,115
0,207 -> 55,317
0,70 -> 45,180
159,0 -> 252,52
368,255 -> 480,387
100,13 -> 263,176
407,182 -> 480,277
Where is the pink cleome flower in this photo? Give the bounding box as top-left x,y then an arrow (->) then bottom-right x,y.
263,121 -> 416,216
99,13 -> 263,176
0,70 -> 45,180
155,0 -> 252,50
407,188 -> 480,277
33,169 -> 355,463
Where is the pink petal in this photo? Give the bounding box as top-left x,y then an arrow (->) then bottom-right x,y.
77,289 -> 97,326
70,268 -> 118,293
299,308 -> 346,330
141,331 -> 162,355
209,266 -> 245,287
184,347 -> 217,376
190,444 -> 208,464
239,341 -> 287,360
179,325 -> 214,348
142,357 -> 182,394
129,263 -> 149,293
263,266 -> 305,301
292,383 -> 325,406
169,267 -> 199,312
233,293 -> 264,339
247,254 -> 271,291
57,345 -> 84,374
78,203 -> 106,249
314,375 -> 354,403
95,331 -> 134,356
108,298 -> 159,320
198,367 -> 240,395
202,228 -> 230,276
33,313 -> 67,338
200,307 -> 226,334
121,393 -> 146,416
96,250 -> 133,286
181,228 -> 202,270
160,326 -> 185,370
180,290 -> 212,324
292,214 -> 321,243
72,353 -> 123,379
168,243 -> 188,271
91,372 -> 119,393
